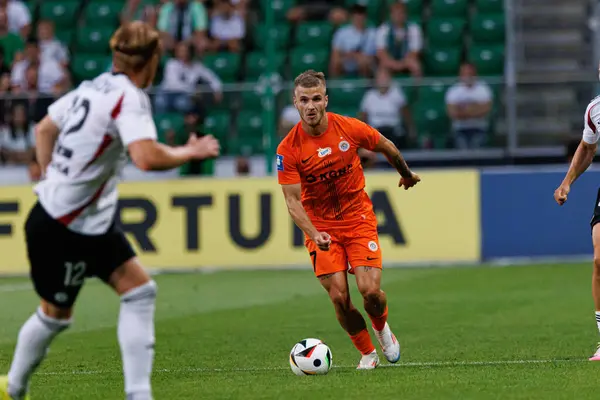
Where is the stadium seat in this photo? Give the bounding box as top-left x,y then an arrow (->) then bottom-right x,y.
395,79 -> 418,104
240,84 -> 263,111
259,0 -> 295,21
202,53 -> 241,83
76,27 -> 114,54
39,1 -> 80,28
407,16 -> 423,27
237,111 -> 264,137
244,52 -> 286,80
475,0 -> 503,13
254,25 -> 291,50
401,0 -> 423,17
289,48 -> 329,78
418,81 -> 449,103
211,90 -> 239,111
233,111 -> 265,155
413,100 -> 450,149
426,18 -> 466,47
84,1 -> 122,27
468,44 -> 504,76
154,113 -> 185,139
122,0 -> 159,21
424,47 -> 461,76
327,80 -> 367,108
71,54 -> 111,82
230,136 -> 264,156
345,0 -> 382,22
470,13 -> 506,44
295,22 -> 333,49
430,0 -> 468,18
55,28 -> 74,47
203,111 -> 231,146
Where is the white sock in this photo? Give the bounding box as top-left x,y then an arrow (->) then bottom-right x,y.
8,308 -> 71,399
118,280 -> 157,400
595,311 -> 600,334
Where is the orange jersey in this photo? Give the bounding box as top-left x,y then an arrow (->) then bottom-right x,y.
277,112 -> 381,229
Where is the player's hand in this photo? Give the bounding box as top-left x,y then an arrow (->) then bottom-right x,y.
554,184 -> 570,206
312,232 -> 331,251
399,172 -> 421,190
187,134 -> 220,159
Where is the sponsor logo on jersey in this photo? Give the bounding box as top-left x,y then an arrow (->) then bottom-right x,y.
302,154 -> 314,164
317,147 -> 332,158
276,154 -> 284,171
305,164 -> 353,184
339,141 -> 350,152
368,241 -> 378,251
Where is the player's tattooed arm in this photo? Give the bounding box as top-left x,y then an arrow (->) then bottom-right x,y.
372,134 -> 412,178
390,153 -> 412,179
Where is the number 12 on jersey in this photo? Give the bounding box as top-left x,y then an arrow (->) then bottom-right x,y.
52,96 -> 91,175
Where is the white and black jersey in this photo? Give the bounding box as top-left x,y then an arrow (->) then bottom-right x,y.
25,72 -> 157,308
583,95 -> 600,145
582,96 -> 600,231
35,72 -> 157,235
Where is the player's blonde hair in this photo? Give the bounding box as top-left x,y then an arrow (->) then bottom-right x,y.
110,21 -> 161,73
294,70 -> 326,89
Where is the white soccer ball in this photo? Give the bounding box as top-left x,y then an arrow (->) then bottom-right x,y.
289,338 -> 333,376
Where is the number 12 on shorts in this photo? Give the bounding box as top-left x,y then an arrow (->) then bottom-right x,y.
64,261 -> 87,287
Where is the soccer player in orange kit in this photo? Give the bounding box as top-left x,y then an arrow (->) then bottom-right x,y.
277,70 -> 421,369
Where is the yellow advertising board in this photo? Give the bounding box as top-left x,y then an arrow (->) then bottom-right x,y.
0,170 -> 480,273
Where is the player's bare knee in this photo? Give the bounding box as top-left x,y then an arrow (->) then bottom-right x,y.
328,289 -> 351,311
37,305 -> 72,333
41,300 -> 73,320
360,286 -> 382,304
594,257 -> 600,274
110,258 -> 153,296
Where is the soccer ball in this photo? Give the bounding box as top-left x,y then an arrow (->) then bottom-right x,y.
289,338 -> 332,376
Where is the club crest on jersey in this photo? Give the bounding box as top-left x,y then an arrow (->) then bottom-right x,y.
54,292 -> 68,304
368,241 -> 378,252
317,147 -> 332,158
339,140 -> 350,152
276,154 -> 284,171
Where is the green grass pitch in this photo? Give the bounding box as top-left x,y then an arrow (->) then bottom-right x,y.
0,262 -> 599,399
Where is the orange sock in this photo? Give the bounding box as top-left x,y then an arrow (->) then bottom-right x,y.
369,306 -> 388,331
349,329 -> 376,355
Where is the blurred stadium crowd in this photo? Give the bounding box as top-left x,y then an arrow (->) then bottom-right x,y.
0,0 -> 505,178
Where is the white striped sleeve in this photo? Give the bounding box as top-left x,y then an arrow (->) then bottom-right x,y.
583,100 -> 600,144
115,89 -> 157,146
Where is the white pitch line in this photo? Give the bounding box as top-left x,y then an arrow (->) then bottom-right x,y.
0,283 -> 31,293
36,358 -> 586,376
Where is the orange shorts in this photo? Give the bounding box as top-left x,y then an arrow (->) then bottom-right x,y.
305,219 -> 382,277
